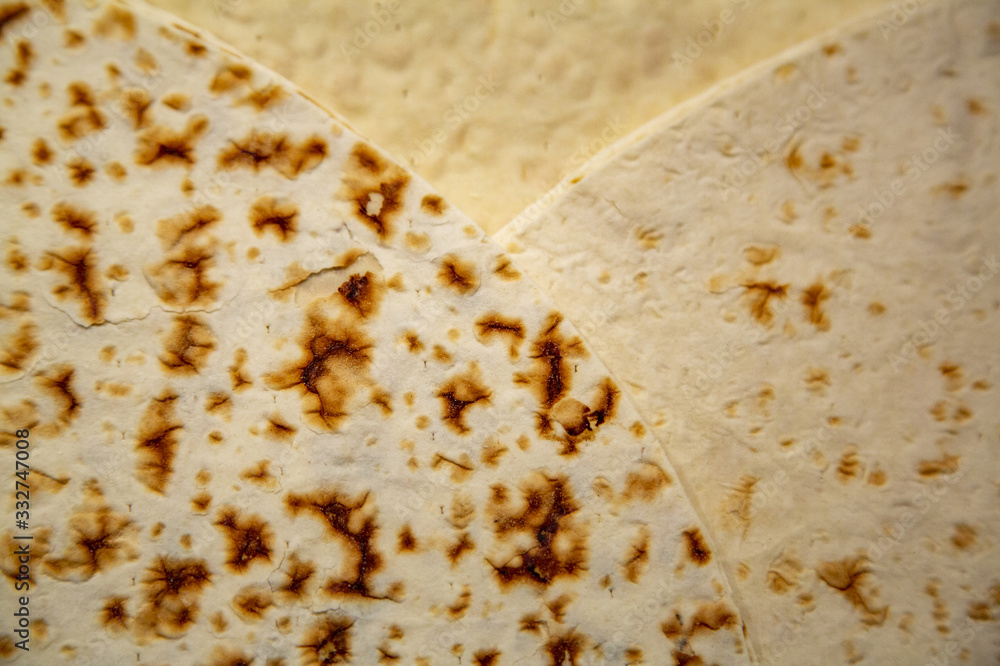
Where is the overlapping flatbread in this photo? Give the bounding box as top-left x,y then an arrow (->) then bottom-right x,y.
0,0 -> 751,663
498,0 -> 1000,663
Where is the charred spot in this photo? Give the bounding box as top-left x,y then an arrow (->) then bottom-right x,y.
300,615 -> 353,666
265,414 -> 297,441
286,489 -> 385,600
473,649 -> 500,666
515,313 -> 587,410
238,84 -> 287,112
275,553 -> 315,601
138,555 -> 211,638
802,282 -> 831,330
742,281 -> 789,325
447,532 -> 475,565
682,528 -> 712,566
519,613 -> 543,633
0,4 -> 29,40
135,390 -> 182,494
231,584 -> 273,622
437,255 -> 480,295
229,348 -> 252,392
339,143 -> 409,241
44,246 -> 107,324
545,630 -> 585,666
146,240 -> 221,309
120,88 -> 152,129
672,652 -> 705,666
420,194 -> 446,215
338,272 -> 383,318
156,205 -> 222,250
135,116 -> 209,167
60,509 -> 133,579
437,363 -> 492,434
67,157 -> 96,186
249,195 -> 298,241
488,474 -> 587,589
209,62 -> 253,93
50,202 -> 96,237
264,306 -> 375,431
159,315 -> 215,375
815,557 -> 887,625
215,507 -> 273,574
623,528 -> 650,583
93,5 -> 135,40
474,313 -> 525,358
217,129 -> 327,178
100,596 -> 129,631
397,525 -> 417,552
35,364 -> 81,423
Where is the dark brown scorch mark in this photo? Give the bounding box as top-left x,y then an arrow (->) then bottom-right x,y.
421,194 -> 446,215
44,506 -> 134,581
338,272 -> 383,318
264,305 -> 375,431
99,596 -> 130,632
339,143 -> 409,241
814,557 -> 888,626
488,474 -> 587,589
137,555 -> 211,638
135,116 -> 209,168
437,363 -> 492,434
300,615 -> 353,665
146,241 -> 221,309
214,507 -> 273,574
5,40 -> 32,87
134,390 -> 182,494
57,82 -> 106,141
217,129 -> 327,179
159,315 -> 215,375
274,553 -> 315,602
802,282 -> 831,330
682,527 -> 712,566
0,321 -> 37,375
0,4 -> 29,40
43,246 -> 107,324
286,489 -> 385,599
35,365 -> 81,423
120,88 -> 152,129
156,205 -> 221,249
249,195 -> 298,241
515,313 -> 587,410
51,202 -> 96,238
546,630 -> 585,666
743,281 -> 788,325
437,254 -> 480,295
475,313 -> 525,358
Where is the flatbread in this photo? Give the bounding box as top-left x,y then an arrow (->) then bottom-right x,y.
497,0 -> 1000,662
0,0 -> 750,663
145,0 -> 890,234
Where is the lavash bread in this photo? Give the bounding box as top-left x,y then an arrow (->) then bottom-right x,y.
144,0 -> 891,234
497,0 -> 1000,663
0,0 -> 751,663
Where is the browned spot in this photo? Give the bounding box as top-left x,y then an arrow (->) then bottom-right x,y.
447,532 -> 475,565
218,129 -> 328,179
0,321 -> 37,375
286,489 -> 386,599
814,558 -> 888,627
823,42 -> 843,56
93,5 -> 135,40
487,474 -> 587,589
249,195 -> 298,241
100,596 -> 129,632
230,584 -> 273,623
205,646 -> 256,666
473,649 -> 501,666
0,4 -> 29,40
35,364 -> 80,423
480,438 -> 509,467
917,454 -> 960,478
689,601 -> 738,635
238,84 -> 286,112
275,553 -> 315,601
437,254 -> 480,295
134,390 -> 182,494
120,88 -> 152,129
545,630 -> 585,665
137,555 -> 211,638
159,315 -> 215,375
4,39 -> 32,87
951,523 -> 977,550
437,363 -> 491,434
447,586 -> 472,619
5,240 -> 29,273
214,507 -> 273,574
161,92 -> 190,111
146,239 -> 221,309
849,224 -> 872,239
721,475 -> 757,537
420,194 -> 446,215
939,362 -> 963,391
401,330 -> 423,353
514,313 -> 587,410
43,246 -> 106,323
802,282 -> 831,330
340,145 -> 410,241
837,447 -> 862,482
474,313 -> 525,358
238,460 -> 277,490
301,615 -> 353,665
743,281 -> 788,325
191,492 -> 212,513
204,392 -> 231,419
682,527 -> 712,566
260,414 -> 295,442
229,348 -> 252,392
209,62 -> 253,93
494,255 -> 522,281
136,116 -> 209,168
623,527 -> 650,583
398,525 -> 417,552
65,156 -> 96,186
338,272 -> 384,318
43,501 -> 135,581
64,28 -> 84,48
156,205 -> 221,250
265,305 -> 375,431
743,245 -> 779,265
57,83 -> 107,142
105,162 -> 127,182
623,462 -> 672,502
